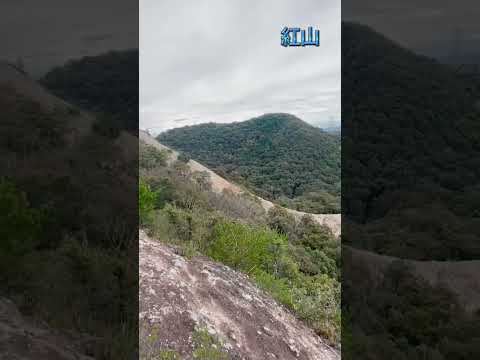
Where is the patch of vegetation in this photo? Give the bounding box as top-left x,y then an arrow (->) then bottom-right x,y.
0,180 -> 43,262
140,143 -> 168,170
177,152 -> 190,164
139,322 -> 229,360
343,259 -> 480,359
208,221 -> 286,274
158,113 -> 340,213
139,180 -> 157,225
192,328 -> 230,360
156,350 -> 182,360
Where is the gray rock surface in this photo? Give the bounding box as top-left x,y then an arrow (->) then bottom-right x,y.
139,230 -> 339,360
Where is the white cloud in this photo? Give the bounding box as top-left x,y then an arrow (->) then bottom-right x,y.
140,0 -> 341,133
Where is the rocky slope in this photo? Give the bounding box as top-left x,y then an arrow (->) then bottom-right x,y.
140,130 -> 341,236
0,298 -> 94,360
139,230 -> 339,360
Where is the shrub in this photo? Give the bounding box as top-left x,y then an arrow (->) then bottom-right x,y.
140,143 -> 168,170
0,180 -> 42,259
177,152 -> 190,163
292,274 -> 341,344
139,180 -> 157,225
208,221 -> 287,274
254,271 -> 295,308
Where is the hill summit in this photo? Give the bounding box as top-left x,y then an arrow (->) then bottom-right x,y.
158,113 -> 341,213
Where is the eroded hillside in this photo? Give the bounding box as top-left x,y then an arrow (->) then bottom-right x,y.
140,130 -> 341,237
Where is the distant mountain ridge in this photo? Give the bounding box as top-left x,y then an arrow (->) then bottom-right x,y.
40,49 -> 138,133
158,113 -> 341,214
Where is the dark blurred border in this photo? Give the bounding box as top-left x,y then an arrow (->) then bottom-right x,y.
342,1 -> 480,358
0,1 -> 138,359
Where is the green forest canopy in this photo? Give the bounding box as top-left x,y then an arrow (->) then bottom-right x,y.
158,113 -> 341,213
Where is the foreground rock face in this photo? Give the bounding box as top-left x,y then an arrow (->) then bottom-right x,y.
139,230 -> 339,360
0,298 -> 94,360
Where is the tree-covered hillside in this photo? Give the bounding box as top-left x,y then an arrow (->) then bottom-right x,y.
158,113 -> 341,213
342,22 -> 480,360
41,49 -> 138,134
342,22 -> 480,260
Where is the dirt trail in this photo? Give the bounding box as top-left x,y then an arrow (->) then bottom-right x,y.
139,230 -> 339,360
140,130 -> 341,236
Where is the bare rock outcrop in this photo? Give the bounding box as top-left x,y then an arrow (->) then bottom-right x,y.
139,230 -> 339,360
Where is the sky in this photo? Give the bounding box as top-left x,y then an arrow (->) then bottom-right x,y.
343,0 -> 480,60
0,0 -> 137,77
2,1 -> 478,134
140,0 -> 341,133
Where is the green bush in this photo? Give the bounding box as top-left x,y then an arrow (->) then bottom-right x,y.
254,271 -> 295,308
208,221 -> 287,274
144,177 -> 175,209
139,180 -> 157,225
292,274 -> 341,343
140,144 -> 168,170
0,180 -> 42,260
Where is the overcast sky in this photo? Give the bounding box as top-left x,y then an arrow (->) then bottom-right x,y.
3,1 -> 478,134
343,0 -> 480,60
140,0 -> 341,133
0,0 -> 137,76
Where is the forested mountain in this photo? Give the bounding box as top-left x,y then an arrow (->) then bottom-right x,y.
342,22 -> 480,260
158,113 -> 341,213
40,49 -> 138,134
342,22 -> 480,360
